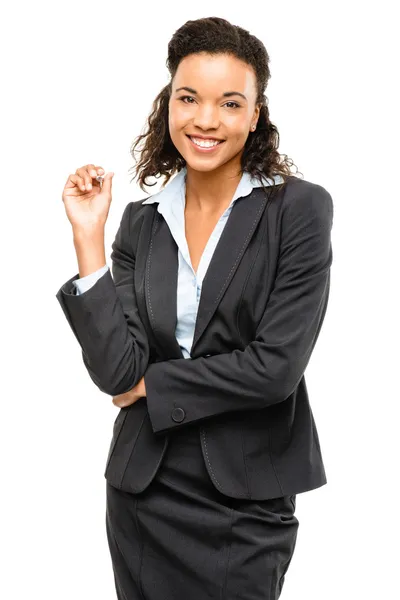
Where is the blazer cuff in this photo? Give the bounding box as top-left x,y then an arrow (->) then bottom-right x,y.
56,268 -> 110,299
55,266 -> 114,353
144,361 -> 195,434
73,264 -> 109,295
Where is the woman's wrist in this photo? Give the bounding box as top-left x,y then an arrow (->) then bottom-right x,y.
73,227 -> 106,278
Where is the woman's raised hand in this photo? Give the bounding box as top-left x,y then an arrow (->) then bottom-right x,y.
62,164 -> 114,232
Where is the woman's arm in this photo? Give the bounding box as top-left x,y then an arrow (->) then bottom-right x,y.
56,201 -> 150,395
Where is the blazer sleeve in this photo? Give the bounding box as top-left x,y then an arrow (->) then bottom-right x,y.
144,185 -> 334,434
55,201 -> 150,396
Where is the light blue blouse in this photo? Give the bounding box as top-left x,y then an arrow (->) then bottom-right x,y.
73,166 -> 283,358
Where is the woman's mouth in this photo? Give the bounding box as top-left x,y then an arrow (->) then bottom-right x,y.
186,135 -> 225,153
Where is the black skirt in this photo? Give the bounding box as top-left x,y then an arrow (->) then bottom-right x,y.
106,423 -> 299,600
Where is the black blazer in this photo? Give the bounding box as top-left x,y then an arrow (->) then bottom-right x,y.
56,174 -> 333,500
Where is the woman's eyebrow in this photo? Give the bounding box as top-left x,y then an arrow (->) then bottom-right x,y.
175,86 -> 247,101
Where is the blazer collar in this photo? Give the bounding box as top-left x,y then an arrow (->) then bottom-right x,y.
142,166 -> 283,211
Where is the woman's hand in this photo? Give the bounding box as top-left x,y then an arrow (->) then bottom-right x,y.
112,377 -> 147,408
62,164 -> 114,232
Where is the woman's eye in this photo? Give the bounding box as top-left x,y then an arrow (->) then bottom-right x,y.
180,96 -> 195,104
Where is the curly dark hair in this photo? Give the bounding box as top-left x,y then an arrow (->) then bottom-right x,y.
129,16 -> 302,194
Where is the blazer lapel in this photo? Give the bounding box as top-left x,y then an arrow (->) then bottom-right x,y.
191,187 -> 268,354
145,211 -> 184,359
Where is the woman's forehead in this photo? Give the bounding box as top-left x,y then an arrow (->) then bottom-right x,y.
174,54 -> 257,97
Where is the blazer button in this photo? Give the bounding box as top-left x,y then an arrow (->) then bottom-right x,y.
171,407 -> 185,423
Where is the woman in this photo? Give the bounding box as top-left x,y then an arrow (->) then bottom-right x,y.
56,16 -> 333,600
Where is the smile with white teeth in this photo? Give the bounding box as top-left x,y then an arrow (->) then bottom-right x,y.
189,136 -> 222,148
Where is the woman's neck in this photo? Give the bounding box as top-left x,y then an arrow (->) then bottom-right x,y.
184,163 -> 243,215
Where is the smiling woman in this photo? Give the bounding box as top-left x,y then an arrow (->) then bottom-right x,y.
56,14 -> 332,600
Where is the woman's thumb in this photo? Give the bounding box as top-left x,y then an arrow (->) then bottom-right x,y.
102,172 -> 114,192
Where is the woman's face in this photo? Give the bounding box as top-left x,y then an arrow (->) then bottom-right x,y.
168,52 -> 260,173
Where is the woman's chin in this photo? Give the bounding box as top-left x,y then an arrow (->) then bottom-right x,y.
184,159 -> 224,172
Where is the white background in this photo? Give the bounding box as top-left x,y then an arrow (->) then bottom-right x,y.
1,1 -> 399,598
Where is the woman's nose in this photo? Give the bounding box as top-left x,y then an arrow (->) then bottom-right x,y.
192,107 -> 220,130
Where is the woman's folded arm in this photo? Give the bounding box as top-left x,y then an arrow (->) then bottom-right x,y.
144,186 -> 334,434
